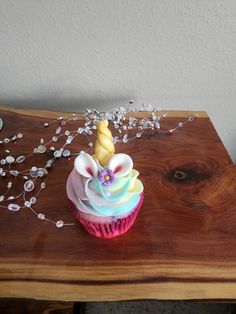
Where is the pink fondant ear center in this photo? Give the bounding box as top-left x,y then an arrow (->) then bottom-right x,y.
114,165 -> 122,174
86,167 -> 94,177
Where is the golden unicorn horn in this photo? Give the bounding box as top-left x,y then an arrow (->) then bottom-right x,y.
95,120 -> 115,166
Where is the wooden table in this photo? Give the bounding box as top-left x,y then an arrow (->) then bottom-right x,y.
0,105 -> 236,303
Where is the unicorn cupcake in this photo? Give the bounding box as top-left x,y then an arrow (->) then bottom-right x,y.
66,120 -> 144,238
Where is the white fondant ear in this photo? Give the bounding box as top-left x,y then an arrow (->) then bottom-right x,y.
74,152 -> 98,178
108,153 -> 133,178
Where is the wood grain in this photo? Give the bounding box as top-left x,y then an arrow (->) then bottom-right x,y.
0,106 -> 236,301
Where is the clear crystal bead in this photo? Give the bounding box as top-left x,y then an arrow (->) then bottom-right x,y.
47,159 -> 54,165
0,159 -> 6,165
122,134 -> 128,143
30,197 -> 37,204
10,170 -> 19,176
85,126 -> 91,134
141,118 -> 149,128
6,156 -> 15,164
119,106 -> 126,114
105,112 -> 113,120
38,213 -> 45,220
24,180 -> 35,192
7,182 -> 12,188
52,136 -> 58,142
56,220 -> 64,228
178,122 -> 183,127
37,145 -> 46,154
66,135 -> 73,144
9,135 -> 17,141
62,149 -> 71,158
136,133 -> 142,138
146,104 -> 154,112
7,196 -> 15,200
24,201 -> 31,207
56,127 -> 61,134
4,138 -> 10,144
0,168 -> 3,174
0,195 -> 5,202
77,127 -> 83,134
151,112 -> 158,121
8,203 -> 20,211
41,182 -> 46,189
54,150 -> 62,158
17,133 -> 23,138
45,160 -> 53,168
44,123 -> 49,127
155,121 -> 160,129
88,143 -> 93,147
37,168 -> 45,177
65,130 -> 70,136
112,136 -> 119,144
30,167 -> 38,178
16,155 -> 25,164
40,138 -> 44,144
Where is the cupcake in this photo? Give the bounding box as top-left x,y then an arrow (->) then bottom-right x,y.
66,120 -> 144,238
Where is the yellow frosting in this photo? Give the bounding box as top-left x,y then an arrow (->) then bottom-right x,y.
95,120 -> 115,166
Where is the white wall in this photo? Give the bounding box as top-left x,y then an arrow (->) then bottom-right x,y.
0,0 -> 235,160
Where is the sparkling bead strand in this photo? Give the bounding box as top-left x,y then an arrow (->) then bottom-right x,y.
0,104 -> 197,228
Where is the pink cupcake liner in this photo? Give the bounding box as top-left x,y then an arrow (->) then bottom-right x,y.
68,192 -> 144,239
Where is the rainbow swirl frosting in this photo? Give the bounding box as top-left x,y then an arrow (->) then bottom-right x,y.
67,120 -> 143,218
67,152 -> 143,217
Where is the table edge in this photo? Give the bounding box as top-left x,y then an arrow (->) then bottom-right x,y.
1,280 -> 236,301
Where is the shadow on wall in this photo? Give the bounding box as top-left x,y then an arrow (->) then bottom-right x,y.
1,92 -> 236,163
0,90 -> 134,112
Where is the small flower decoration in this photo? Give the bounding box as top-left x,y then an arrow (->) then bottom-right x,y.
98,169 -> 115,186
72,151 -> 143,206
74,152 -> 133,182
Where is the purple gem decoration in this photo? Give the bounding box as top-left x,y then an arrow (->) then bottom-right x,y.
99,169 -> 115,186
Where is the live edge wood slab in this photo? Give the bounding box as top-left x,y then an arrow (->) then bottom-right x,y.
0,105 -> 236,302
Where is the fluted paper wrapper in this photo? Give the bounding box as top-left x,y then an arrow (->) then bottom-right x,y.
68,193 -> 144,239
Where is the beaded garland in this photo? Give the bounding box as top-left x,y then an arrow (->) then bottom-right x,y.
0,103 -> 196,228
